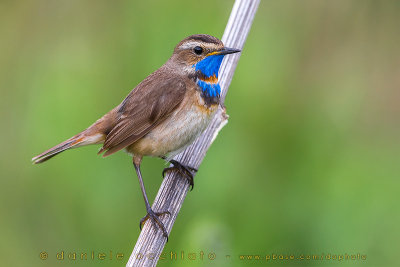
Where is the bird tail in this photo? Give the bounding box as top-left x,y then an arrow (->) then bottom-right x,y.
32,131 -> 105,164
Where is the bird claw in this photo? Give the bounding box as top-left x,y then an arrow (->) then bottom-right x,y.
139,208 -> 171,241
162,160 -> 197,190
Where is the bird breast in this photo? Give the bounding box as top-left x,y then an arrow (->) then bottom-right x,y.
126,90 -> 218,159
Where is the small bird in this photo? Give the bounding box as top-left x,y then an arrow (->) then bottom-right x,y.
32,34 -> 240,239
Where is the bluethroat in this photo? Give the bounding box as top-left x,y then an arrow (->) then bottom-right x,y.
32,34 -> 241,239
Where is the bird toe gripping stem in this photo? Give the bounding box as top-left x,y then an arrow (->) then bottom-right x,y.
140,208 -> 171,241
162,160 -> 198,190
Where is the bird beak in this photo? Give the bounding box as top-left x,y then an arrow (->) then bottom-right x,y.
207,47 -> 241,56
219,47 -> 241,55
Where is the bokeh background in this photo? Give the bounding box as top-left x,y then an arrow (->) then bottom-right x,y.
1,0 -> 399,266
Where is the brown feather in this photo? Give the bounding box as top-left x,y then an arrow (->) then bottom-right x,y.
100,69 -> 186,157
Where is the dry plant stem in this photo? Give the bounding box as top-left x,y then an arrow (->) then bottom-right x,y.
127,0 -> 260,266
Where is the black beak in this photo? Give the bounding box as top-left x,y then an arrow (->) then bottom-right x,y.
218,47 -> 241,55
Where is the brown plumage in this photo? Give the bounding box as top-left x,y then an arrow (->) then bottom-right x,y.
32,34 -> 240,239
100,76 -> 186,157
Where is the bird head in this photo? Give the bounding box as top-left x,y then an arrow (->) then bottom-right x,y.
171,34 -> 241,79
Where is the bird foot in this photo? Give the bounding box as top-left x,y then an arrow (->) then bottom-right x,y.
162,160 -> 197,190
139,208 -> 170,241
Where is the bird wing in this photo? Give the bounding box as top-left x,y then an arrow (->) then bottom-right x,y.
100,75 -> 186,157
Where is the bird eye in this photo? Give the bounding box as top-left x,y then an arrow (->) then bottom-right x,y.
193,46 -> 203,55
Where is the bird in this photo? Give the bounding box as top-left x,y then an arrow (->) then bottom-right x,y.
32,34 -> 241,239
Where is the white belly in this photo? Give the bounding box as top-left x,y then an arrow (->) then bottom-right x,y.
128,103 -> 217,159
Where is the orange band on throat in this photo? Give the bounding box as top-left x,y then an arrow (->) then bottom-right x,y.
199,74 -> 218,84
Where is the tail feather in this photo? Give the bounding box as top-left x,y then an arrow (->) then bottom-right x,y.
32,132 -> 105,164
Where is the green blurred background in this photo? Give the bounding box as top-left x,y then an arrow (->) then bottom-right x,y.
1,0 -> 399,266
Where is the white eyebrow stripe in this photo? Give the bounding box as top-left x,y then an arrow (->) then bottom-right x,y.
178,41 -> 203,50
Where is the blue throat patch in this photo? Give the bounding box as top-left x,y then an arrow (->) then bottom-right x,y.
194,54 -> 224,98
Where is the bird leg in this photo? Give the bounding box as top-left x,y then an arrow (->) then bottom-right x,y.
162,159 -> 198,190
133,157 -> 170,240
